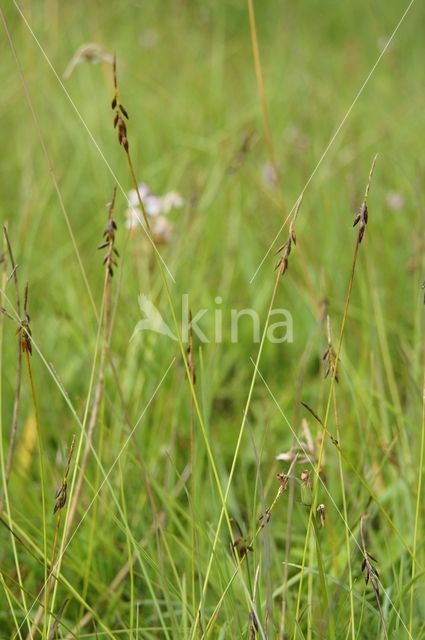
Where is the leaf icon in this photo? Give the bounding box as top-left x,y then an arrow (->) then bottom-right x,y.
130,294 -> 177,341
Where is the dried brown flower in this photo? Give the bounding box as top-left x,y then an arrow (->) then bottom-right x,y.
98,187 -> 119,277
111,55 -> 130,151
353,154 -> 377,244
317,503 -> 326,527
53,435 -> 76,515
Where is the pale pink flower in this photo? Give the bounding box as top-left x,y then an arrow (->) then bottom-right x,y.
125,183 -> 184,244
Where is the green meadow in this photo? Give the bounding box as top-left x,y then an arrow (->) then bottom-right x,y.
0,1 -> 424,638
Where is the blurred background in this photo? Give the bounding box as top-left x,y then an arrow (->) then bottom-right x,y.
0,1 -> 424,637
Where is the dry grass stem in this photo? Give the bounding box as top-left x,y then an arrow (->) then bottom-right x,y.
112,55 -> 150,231
0,227 -> 23,514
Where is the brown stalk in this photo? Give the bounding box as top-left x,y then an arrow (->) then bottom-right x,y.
65,187 -> 117,533
30,189 -> 119,637
111,57 -> 246,637
0,227 -> 22,515
27,437 -> 76,638
63,189 -> 118,538
111,54 -> 150,231
274,197 -> 300,276
322,316 -> 339,382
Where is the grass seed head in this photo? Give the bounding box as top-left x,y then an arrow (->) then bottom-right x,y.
98,187 -> 119,277
111,54 -> 130,152
54,435 -> 76,515
317,503 -> 326,527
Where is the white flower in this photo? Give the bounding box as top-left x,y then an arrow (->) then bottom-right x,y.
125,183 -> 184,243
128,183 -> 151,208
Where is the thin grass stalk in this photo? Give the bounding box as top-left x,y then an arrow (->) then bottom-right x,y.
28,291 -> 105,640
409,371 -> 425,633
23,311 -> 104,638
118,458 -> 136,638
45,356 -> 184,638
10,340 -> 180,638
28,191 -> 117,637
89,380 -> 190,634
293,155 -> 378,635
280,326 -> 319,636
192,268 -> 282,638
60,506 -> 174,640
44,190 -> 118,638
300,391 -> 417,564
26,436 -> 76,639
317,315 -> 355,638
112,56 -> 234,536
0,9 -> 98,320
64,448 -> 199,639
117,399 -> 190,630
186,312 -> 199,616
360,515 -> 388,640
3,281 -> 50,640
311,514 -> 334,640
331,385 -> 355,639
279,465 -> 295,636
3,314 -> 152,639
0,562 -> 77,639
0,572 -> 23,638
0,242 -> 29,640
247,0 -> 277,176
4,510 -> 115,639
23,342 -> 48,640
110,59 -> 242,627
0,227 -> 22,514
12,498 -> 151,640
77,426 -> 103,622
233,365 -> 415,640
196,196 -> 302,638
203,455 -> 299,637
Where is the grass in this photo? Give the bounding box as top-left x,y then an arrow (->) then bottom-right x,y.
0,0 -> 424,638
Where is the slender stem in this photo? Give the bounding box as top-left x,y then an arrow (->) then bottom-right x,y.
293,156 -> 377,634
45,268 -> 111,638
0,10 -> 98,320
409,371 -> 425,633
332,387 -> 356,640
196,197 -> 302,637
0,240 -> 29,639
192,267 -> 282,638
24,349 -> 48,640
203,455 -> 299,637
247,0 -> 276,172
0,227 -> 22,514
